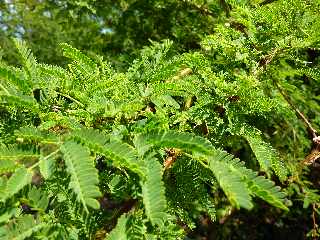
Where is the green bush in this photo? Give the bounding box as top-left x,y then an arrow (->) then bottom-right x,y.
0,0 -> 319,239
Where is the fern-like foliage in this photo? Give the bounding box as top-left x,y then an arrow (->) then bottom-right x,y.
141,151 -> 168,226
165,157 -> 217,226
0,159 -> 17,174
60,141 -> 101,211
210,149 -> 288,210
0,66 -> 30,93
13,39 -> 38,87
105,213 -> 128,240
139,130 -> 288,210
70,128 -> 142,176
2,7 -> 314,236
244,134 -> 288,182
1,167 -> 33,201
0,145 -> 39,160
60,43 -> 97,74
39,154 -> 56,180
15,126 -> 59,144
140,130 -> 213,155
208,157 -> 253,209
0,215 -> 46,240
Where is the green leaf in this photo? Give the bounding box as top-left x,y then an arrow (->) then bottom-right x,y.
152,95 -> 180,109
0,208 -> 18,224
13,38 -> 38,86
0,66 -> 29,93
140,130 -> 213,155
71,129 -> 142,175
244,135 -> 272,172
15,126 -> 58,144
60,43 -> 97,81
212,149 -> 288,211
103,140 -> 141,174
60,43 -> 96,70
208,156 -> 253,210
105,214 -> 128,240
0,145 -> 39,160
0,177 -> 7,200
247,175 -> 288,210
244,134 -> 288,181
0,159 -> 17,174
39,155 -> 55,179
0,215 -> 46,240
71,128 -> 110,147
27,187 -> 49,211
0,94 -> 38,110
141,152 -> 168,226
60,141 -> 101,211
4,167 -> 33,200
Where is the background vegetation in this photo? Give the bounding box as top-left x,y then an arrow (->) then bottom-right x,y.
0,0 -> 319,239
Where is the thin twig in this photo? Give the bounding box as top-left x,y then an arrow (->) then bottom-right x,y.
274,81 -> 318,139
28,149 -> 60,171
312,203 -> 319,240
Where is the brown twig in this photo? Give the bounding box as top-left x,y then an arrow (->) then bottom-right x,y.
274,81 -> 318,139
274,81 -> 320,165
164,148 -> 181,170
311,203 -> 319,240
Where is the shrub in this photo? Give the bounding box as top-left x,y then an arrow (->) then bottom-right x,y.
0,0 -> 319,239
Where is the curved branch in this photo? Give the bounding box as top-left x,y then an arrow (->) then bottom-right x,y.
274,80 -> 318,139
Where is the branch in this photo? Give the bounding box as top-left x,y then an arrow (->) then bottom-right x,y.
274,81 -> 318,139
274,81 -> 320,166
311,203 -> 319,239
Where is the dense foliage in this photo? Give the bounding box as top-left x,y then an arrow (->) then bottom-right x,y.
0,0 -> 320,239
